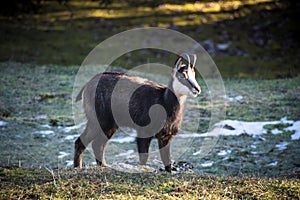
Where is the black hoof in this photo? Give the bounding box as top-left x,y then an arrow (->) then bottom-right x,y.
96,159 -> 103,167
165,164 -> 172,172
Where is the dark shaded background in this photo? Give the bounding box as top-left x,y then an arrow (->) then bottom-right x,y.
0,0 -> 299,78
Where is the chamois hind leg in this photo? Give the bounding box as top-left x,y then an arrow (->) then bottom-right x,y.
92,128 -> 117,167
158,137 -> 173,172
74,121 -> 97,168
137,137 -> 152,165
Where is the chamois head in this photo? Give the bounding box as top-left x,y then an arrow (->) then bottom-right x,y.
172,53 -> 201,97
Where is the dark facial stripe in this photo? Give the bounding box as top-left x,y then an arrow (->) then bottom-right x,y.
176,71 -> 197,92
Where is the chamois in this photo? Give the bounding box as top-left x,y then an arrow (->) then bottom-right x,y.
74,53 -> 201,172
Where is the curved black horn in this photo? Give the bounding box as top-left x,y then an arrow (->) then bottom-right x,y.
190,54 -> 197,68
175,56 -> 183,70
181,53 -> 190,66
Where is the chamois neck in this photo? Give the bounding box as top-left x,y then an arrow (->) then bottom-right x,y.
166,74 -> 188,107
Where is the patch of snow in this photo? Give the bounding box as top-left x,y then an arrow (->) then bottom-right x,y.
35,130 -> 55,135
111,136 -> 135,143
222,156 -> 229,161
178,132 -> 204,138
40,124 -> 52,129
219,120 -> 269,136
107,163 -> 156,173
178,118 -> 299,140
250,145 -> 256,149
267,161 -> 278,167
217,150 -> 231,156
226,97 -> 233,102
115,150 -> 134,157
64,134 -> 80,141
35,114 -> 48,120
65,160 -> 73,167
176,117 -> 300,141
271,128 -> 282,135
209,117 -> 295,137
234,95 -> 243,101
226,95 -> 243,102
0,120 -> 8,126
58,151 -> 70,159
63,122 -> 86,133
280,116 -> 289,123
217,43 -> 230,51
262,129 -> 268,134
284,121 -> 300,140
275,141 -> 289,151
193,150 -> 202,156
201,161 -> 213,167
258,136 -> 266,141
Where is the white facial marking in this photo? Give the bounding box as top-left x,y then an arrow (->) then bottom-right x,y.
172,67 -> 201,98
172,54 -> 201,98
172,73 -> 190,97
187,67 -> 201,97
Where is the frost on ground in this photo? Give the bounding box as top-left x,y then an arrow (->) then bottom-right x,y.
1,116 -> 299,176
275,142 -> 289,151
107,163 -> 156,173
56,117 -> 300,175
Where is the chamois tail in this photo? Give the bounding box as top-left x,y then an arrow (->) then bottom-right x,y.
75,86 -> 85,102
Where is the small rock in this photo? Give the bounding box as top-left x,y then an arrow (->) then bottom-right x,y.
224,124 -> 235,130
49,119 -> 59,126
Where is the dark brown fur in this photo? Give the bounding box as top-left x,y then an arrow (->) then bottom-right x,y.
74,54 -> 200,172
74,73 -> 184,171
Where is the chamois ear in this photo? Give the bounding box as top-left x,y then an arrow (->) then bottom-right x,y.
176,53 -> 192,70
181,53 -> 190,68
190,54 -> 197,68
175,56 -> 183,71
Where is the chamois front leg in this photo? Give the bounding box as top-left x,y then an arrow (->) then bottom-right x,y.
92,127 -> 117,167
92,134 -> 109,167
137,137 -> 152,165
158,137 -> 173,172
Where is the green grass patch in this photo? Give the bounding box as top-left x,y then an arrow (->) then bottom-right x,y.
0,167 -> 299,199
0,62 -> 299,197
263,123 -> 293,132
0,62 -> 299,175
0,0 -> 299,79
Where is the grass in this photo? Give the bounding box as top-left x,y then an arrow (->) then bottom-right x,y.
222,78 -> 300,121
0,63 -> 299,199
0,62 -> 299,176
0,1 -> 300,198
0,0 -> 299,79
0,62 -> 299,125
0,167 -> 299,199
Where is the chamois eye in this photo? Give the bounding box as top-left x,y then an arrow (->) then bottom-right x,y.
177,71 -> 187,79
178,73 -> 185,79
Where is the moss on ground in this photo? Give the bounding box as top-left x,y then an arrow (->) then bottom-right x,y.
0,167 -> 299,199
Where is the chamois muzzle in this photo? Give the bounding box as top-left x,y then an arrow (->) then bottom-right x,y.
189,79 -> 201,97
